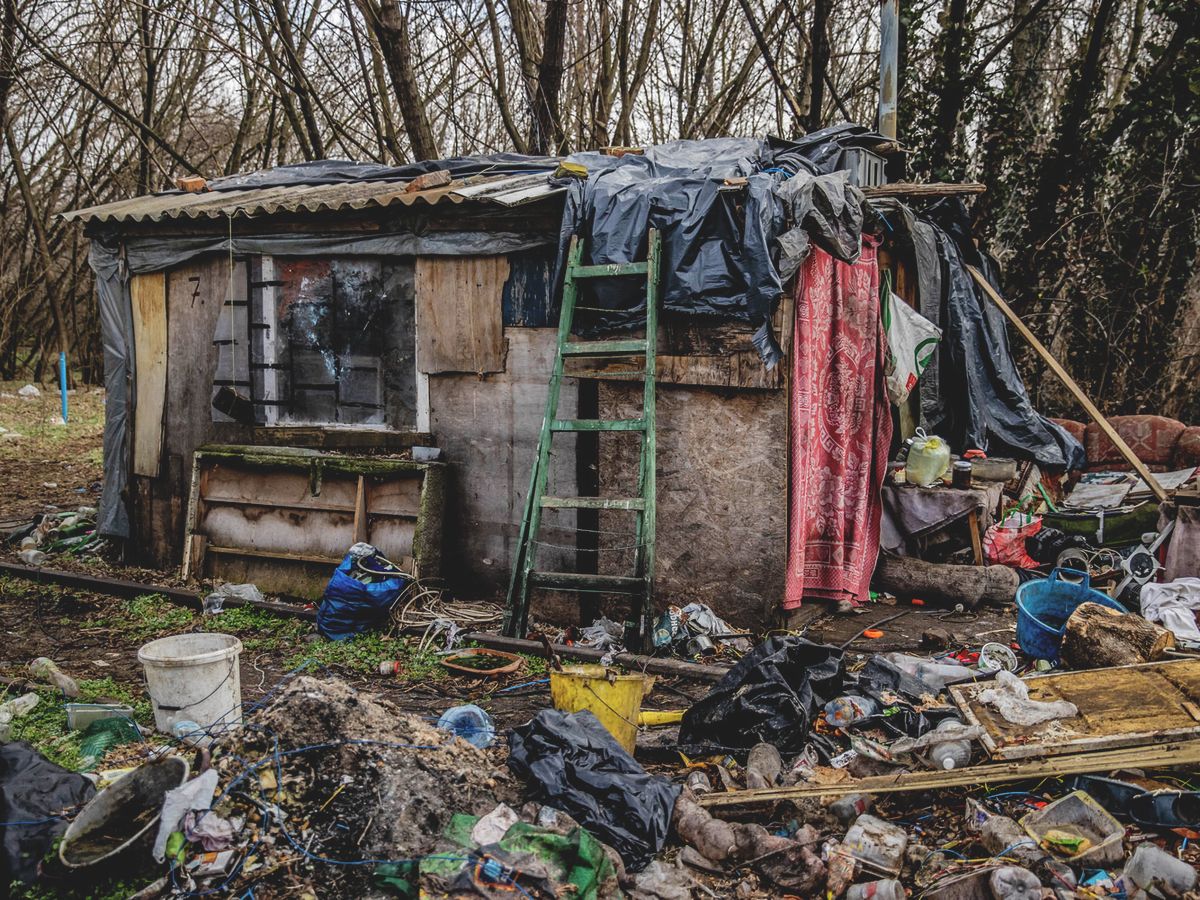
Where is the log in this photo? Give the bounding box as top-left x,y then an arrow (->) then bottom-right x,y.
1060,602 -> 1174,669
872,552 -> 1019,609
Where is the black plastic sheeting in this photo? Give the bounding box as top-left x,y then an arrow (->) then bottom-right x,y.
677,637 -> 843,757
0,742 -> 96,884
871,198 -> 1084,470
507,709 -> 680,872
556,127 -> 882,367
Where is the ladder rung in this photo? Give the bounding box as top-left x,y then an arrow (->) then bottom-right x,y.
528,571 -> 646,593
551,418 -> 645,432
570,261 -> 649,279
561,340 -> 648,357
541,496 -> 646,510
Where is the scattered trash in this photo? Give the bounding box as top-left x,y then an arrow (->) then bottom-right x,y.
317,542 -> 409,640
842,813 -> 908,877
437,703 -> 496,748
0,693 -> 40,741
1123,840 -> 1199,894
78,716 -> 141,770
29,656 -> 79,697
151,766 -> 215,861
60,756 -> 188,868
678,636 -> 842,755
508,709 -> 679,870
548,663 -> 652,753
847,878 -> 905,900
977,670 -> 1079,725
989,865 -> 1042,900
65,702 -> 134,730
1020,790 -> 1125,866
202,581 -> 263,614
17,383 -> 40,397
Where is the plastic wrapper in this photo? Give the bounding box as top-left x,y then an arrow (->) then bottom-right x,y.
677,636 -> 843,756
507,709 -> 680,871
983,512 -> 1043,568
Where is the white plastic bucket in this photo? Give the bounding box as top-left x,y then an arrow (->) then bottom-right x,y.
137,633 -> 243,742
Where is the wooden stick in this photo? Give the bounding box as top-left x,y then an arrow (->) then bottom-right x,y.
697,738 -> 1200,808
863,182 -> 986,198
967,266 -> 1167,502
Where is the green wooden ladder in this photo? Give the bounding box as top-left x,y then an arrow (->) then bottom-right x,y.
503,228 -> 661,650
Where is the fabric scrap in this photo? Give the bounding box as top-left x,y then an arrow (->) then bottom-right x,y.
1139,578 -> 1200,645
977,671 -> 1079,726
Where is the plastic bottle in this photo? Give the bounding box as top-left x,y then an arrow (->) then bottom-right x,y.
989,866 -> 1042,900
437,704 -> 496,749
18,548 -> 47,566
1123,842 -> 1198,894
846,879 -> 904,900
0,692 -> 40,727
824,696 -> 879,728
883,652 -> 970,691
378,660 -> 403,675
829,793 -> 875,825
29,657 -> 79,697
928,718 -> 972,770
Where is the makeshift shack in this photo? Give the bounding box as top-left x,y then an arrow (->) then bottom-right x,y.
64,129 -> 1083,626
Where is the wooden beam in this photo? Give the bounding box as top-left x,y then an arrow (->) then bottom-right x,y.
697,738 -> 1200,808
967,266 -> 1167,502
863,182 -> 985,199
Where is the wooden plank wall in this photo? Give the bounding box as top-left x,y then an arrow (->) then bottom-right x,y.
415,256 -> 509,374
131,272 -> 168,477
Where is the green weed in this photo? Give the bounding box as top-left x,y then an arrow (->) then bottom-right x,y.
285,632 -> 447,681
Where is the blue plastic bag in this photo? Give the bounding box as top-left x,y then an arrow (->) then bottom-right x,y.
316,553 -> 407,640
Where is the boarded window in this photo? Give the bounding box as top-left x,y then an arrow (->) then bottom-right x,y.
211,256 -> 416,427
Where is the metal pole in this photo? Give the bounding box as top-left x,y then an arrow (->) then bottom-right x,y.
58,351 -> 69,424
878,0 -> 899,139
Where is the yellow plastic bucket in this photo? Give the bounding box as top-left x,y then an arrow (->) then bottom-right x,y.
549,664 -> 654,753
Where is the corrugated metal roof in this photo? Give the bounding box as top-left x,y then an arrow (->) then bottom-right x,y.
62,172 -> 565,224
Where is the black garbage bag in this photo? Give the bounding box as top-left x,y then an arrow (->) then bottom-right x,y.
0,741 -> 96,884
677,637 -> 843,756
507,709 -> 680,872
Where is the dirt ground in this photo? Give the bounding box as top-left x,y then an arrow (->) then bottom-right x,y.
0,381 -> 105,527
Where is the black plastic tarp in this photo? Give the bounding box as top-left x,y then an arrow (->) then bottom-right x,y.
556,131 -> 878,367
677,636 -> 843,757
0,742 -> 96,884
507,709 -> 680,871
917,200 -> 1085,470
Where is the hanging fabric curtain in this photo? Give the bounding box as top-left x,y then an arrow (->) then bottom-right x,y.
785,239 -> 892,609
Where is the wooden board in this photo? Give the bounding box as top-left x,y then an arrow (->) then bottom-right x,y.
131,272 -> 168,477
950,658 -> 1200,760
415,255 -> 508,374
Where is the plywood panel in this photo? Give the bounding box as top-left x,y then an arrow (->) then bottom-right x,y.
428,328 -> 577,595
415,256 -> 508,374
951,659 -> 1200,760
132,272 -> 168,477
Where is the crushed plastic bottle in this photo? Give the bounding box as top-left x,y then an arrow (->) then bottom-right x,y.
824,696 -> 879,728
172,720 -> 207,746
928,717 -> 973,770
1124,842 -> 1198,894
18,548 -> 47,566
29,657 -> 80,697
990,866 -> 1042,900
437,704 -> 496,749
846,879 -> 905,900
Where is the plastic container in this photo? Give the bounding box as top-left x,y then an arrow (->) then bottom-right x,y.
171,720 -> 207,746
0,691 -> 40,739
883,653 -> 972,691
437,704 -> 495,748
66,703 -> 135,731
989,866 -> 1041,900
824,696 -> 879,728
842,813 -> 908,877
18,548 -> 47,566
137,633 -> 243,742
1019,789 -> 1125,866
846,879 -> 904,900
1015,569 -> 1126,662
905,430 -> 951,486
1123,842 -> 1198,894
928,718 -> 972,770
549,664 -> 654,753
59,756 -> 189,868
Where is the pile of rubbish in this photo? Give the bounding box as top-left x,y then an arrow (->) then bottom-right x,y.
8,506 -> 105,564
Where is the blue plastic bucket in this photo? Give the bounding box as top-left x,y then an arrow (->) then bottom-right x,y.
1016,568 -> 1126,662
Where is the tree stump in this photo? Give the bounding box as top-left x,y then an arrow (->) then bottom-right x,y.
1060,602 -> 1175,670
872,552 -> 1019,609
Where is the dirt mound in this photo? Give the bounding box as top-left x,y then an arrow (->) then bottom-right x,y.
221,675 -> 518,869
